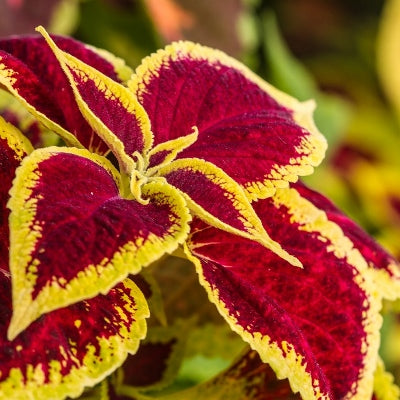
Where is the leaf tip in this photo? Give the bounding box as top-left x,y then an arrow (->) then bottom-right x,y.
35,25 -> 44,32
35,25 -> 48,38
7,315 -> 22,341
7,297 -> 37,341
284,252 -> 303,269
258,236 -> 303,269
35,25 -> 59,56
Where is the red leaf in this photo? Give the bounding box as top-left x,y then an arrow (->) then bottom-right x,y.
0,34 -> 128,154
129,41 -> 327,200
186,186 -> 383,399
294,182 -> 400,300
0,116 -> 32,272
158,158 -> 300,267
0,271 -> 149,400
8,147 -> 190,339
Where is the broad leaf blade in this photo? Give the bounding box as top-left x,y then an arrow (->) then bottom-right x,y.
185,187 -> 382,399
158,157 -> 300,267
0,34 -> 129,154
129,40 -> 327,200
294,182 -> 400,300
8,147 -> 190,339
0,271 -> 149,400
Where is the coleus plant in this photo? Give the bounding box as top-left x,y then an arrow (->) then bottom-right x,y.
0,26 -> 399,400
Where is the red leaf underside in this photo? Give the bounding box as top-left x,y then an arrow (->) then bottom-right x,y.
122,340 -> 177,388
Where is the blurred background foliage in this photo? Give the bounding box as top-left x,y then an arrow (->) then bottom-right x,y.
1,0 -> 400,395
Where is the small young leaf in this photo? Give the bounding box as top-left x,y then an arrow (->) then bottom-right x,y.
158,157 -> 300,267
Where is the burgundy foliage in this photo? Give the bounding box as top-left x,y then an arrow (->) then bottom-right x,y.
134,53 -> 317,188
0,35 -> 121,153
189,190 -> 373,398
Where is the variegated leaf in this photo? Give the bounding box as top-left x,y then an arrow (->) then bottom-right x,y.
8,147 -> 191,339
158,157 -> 300,267
0,34 -> 130,154
185,186 -> 382,399
129,40 -> 327,201
0,271 -> 149,400
294,182 -> 400,300
37,27 -> 152,174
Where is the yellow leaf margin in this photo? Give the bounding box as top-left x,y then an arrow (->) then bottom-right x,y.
37,26 -> 153,175
0,278 -> 149,400
158,157 -> 301,268
184,186 -> 383,400
7,147 -> 191,339
0,115 -> 33,157
128,40 -> 327,201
